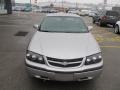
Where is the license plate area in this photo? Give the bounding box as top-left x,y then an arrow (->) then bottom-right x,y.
55,73 -> 74,81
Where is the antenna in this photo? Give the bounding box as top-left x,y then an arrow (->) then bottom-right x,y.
62,0 -> 63,8
62,0 -> 65,12
103,0 -> 107,10
104,0 -> 107,4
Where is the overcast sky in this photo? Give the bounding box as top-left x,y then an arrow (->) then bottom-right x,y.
15,0 -> 120,4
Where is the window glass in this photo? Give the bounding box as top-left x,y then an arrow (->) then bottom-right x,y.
41,16 -> 88,33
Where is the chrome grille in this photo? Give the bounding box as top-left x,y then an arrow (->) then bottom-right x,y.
47,57 -> 83,68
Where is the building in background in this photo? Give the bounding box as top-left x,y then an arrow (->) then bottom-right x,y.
0,0 -> 7,14
0,0 -> 12,14
112,6 -> 120,12
11,0 -> 15,6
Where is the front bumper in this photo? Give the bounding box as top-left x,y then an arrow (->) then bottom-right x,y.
26,63 -> 103,81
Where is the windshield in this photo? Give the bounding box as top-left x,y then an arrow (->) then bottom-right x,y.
40,16 -> 88,33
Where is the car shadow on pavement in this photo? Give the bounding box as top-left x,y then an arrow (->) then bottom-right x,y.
95,23 -> 113,28
94,23 -> 117,34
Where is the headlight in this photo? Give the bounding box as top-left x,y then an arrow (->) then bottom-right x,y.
26,50 -> 45,64
85,53 -> 102,65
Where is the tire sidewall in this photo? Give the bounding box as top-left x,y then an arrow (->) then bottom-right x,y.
114,25 -> 119,34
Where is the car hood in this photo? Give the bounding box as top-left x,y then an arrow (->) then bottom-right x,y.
28,31 -> 100,59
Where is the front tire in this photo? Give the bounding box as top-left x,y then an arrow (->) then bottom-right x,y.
114,25 -> 120,34
93,19 -> 95,24
98,20 -> 106,27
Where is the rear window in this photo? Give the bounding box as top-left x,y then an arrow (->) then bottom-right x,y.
106,11 -> 119,16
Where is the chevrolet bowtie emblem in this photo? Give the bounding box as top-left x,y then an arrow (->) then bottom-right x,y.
62,62 -> 68,66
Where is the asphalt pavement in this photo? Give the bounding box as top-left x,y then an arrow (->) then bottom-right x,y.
0,12 -> 120,90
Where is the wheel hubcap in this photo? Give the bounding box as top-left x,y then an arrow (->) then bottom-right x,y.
115,26 -> 118,33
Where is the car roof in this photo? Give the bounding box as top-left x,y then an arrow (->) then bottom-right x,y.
47,12 -> 80,17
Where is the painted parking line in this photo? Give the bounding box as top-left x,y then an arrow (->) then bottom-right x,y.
95,36 -> 120,43
94,34 -> 103,37
100,46 -> 120,48
93,31 -> 115,37
92,30 -> 110,34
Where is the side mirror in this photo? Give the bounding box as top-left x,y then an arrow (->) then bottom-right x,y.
33,24 -> 39,30
88,26 -> 93,31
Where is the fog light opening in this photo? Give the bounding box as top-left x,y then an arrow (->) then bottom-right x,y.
34,75 -> 41,78
40,76 -> 50,80
78,77 -> 93,81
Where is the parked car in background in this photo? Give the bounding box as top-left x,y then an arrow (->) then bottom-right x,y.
88,12 -> 97,17
114,21 -> 120,34
49,9 -> 58,13
93,10 -> 120,27
13,6 -> 24,11
79,10 -> 89,16
22,7 -> 32,12
25,13 -> 103,81
33,9 -> 42,13
41,9 -> 50,13
68,9 -> 80,15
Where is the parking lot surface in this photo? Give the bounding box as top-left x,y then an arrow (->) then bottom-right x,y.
0,12 -> 120,90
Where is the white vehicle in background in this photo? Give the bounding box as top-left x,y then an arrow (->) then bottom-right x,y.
33,9 -> 42,13
79,10 -> 89,16
13,6 -> 24,11
88,12 -> 96,17
68,9 -> 80,15
114,21 -> 120,34
32,7 -> 42,13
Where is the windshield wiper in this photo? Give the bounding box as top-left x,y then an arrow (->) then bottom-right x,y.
40,30 -> 88,33
41,30 -> 51,32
